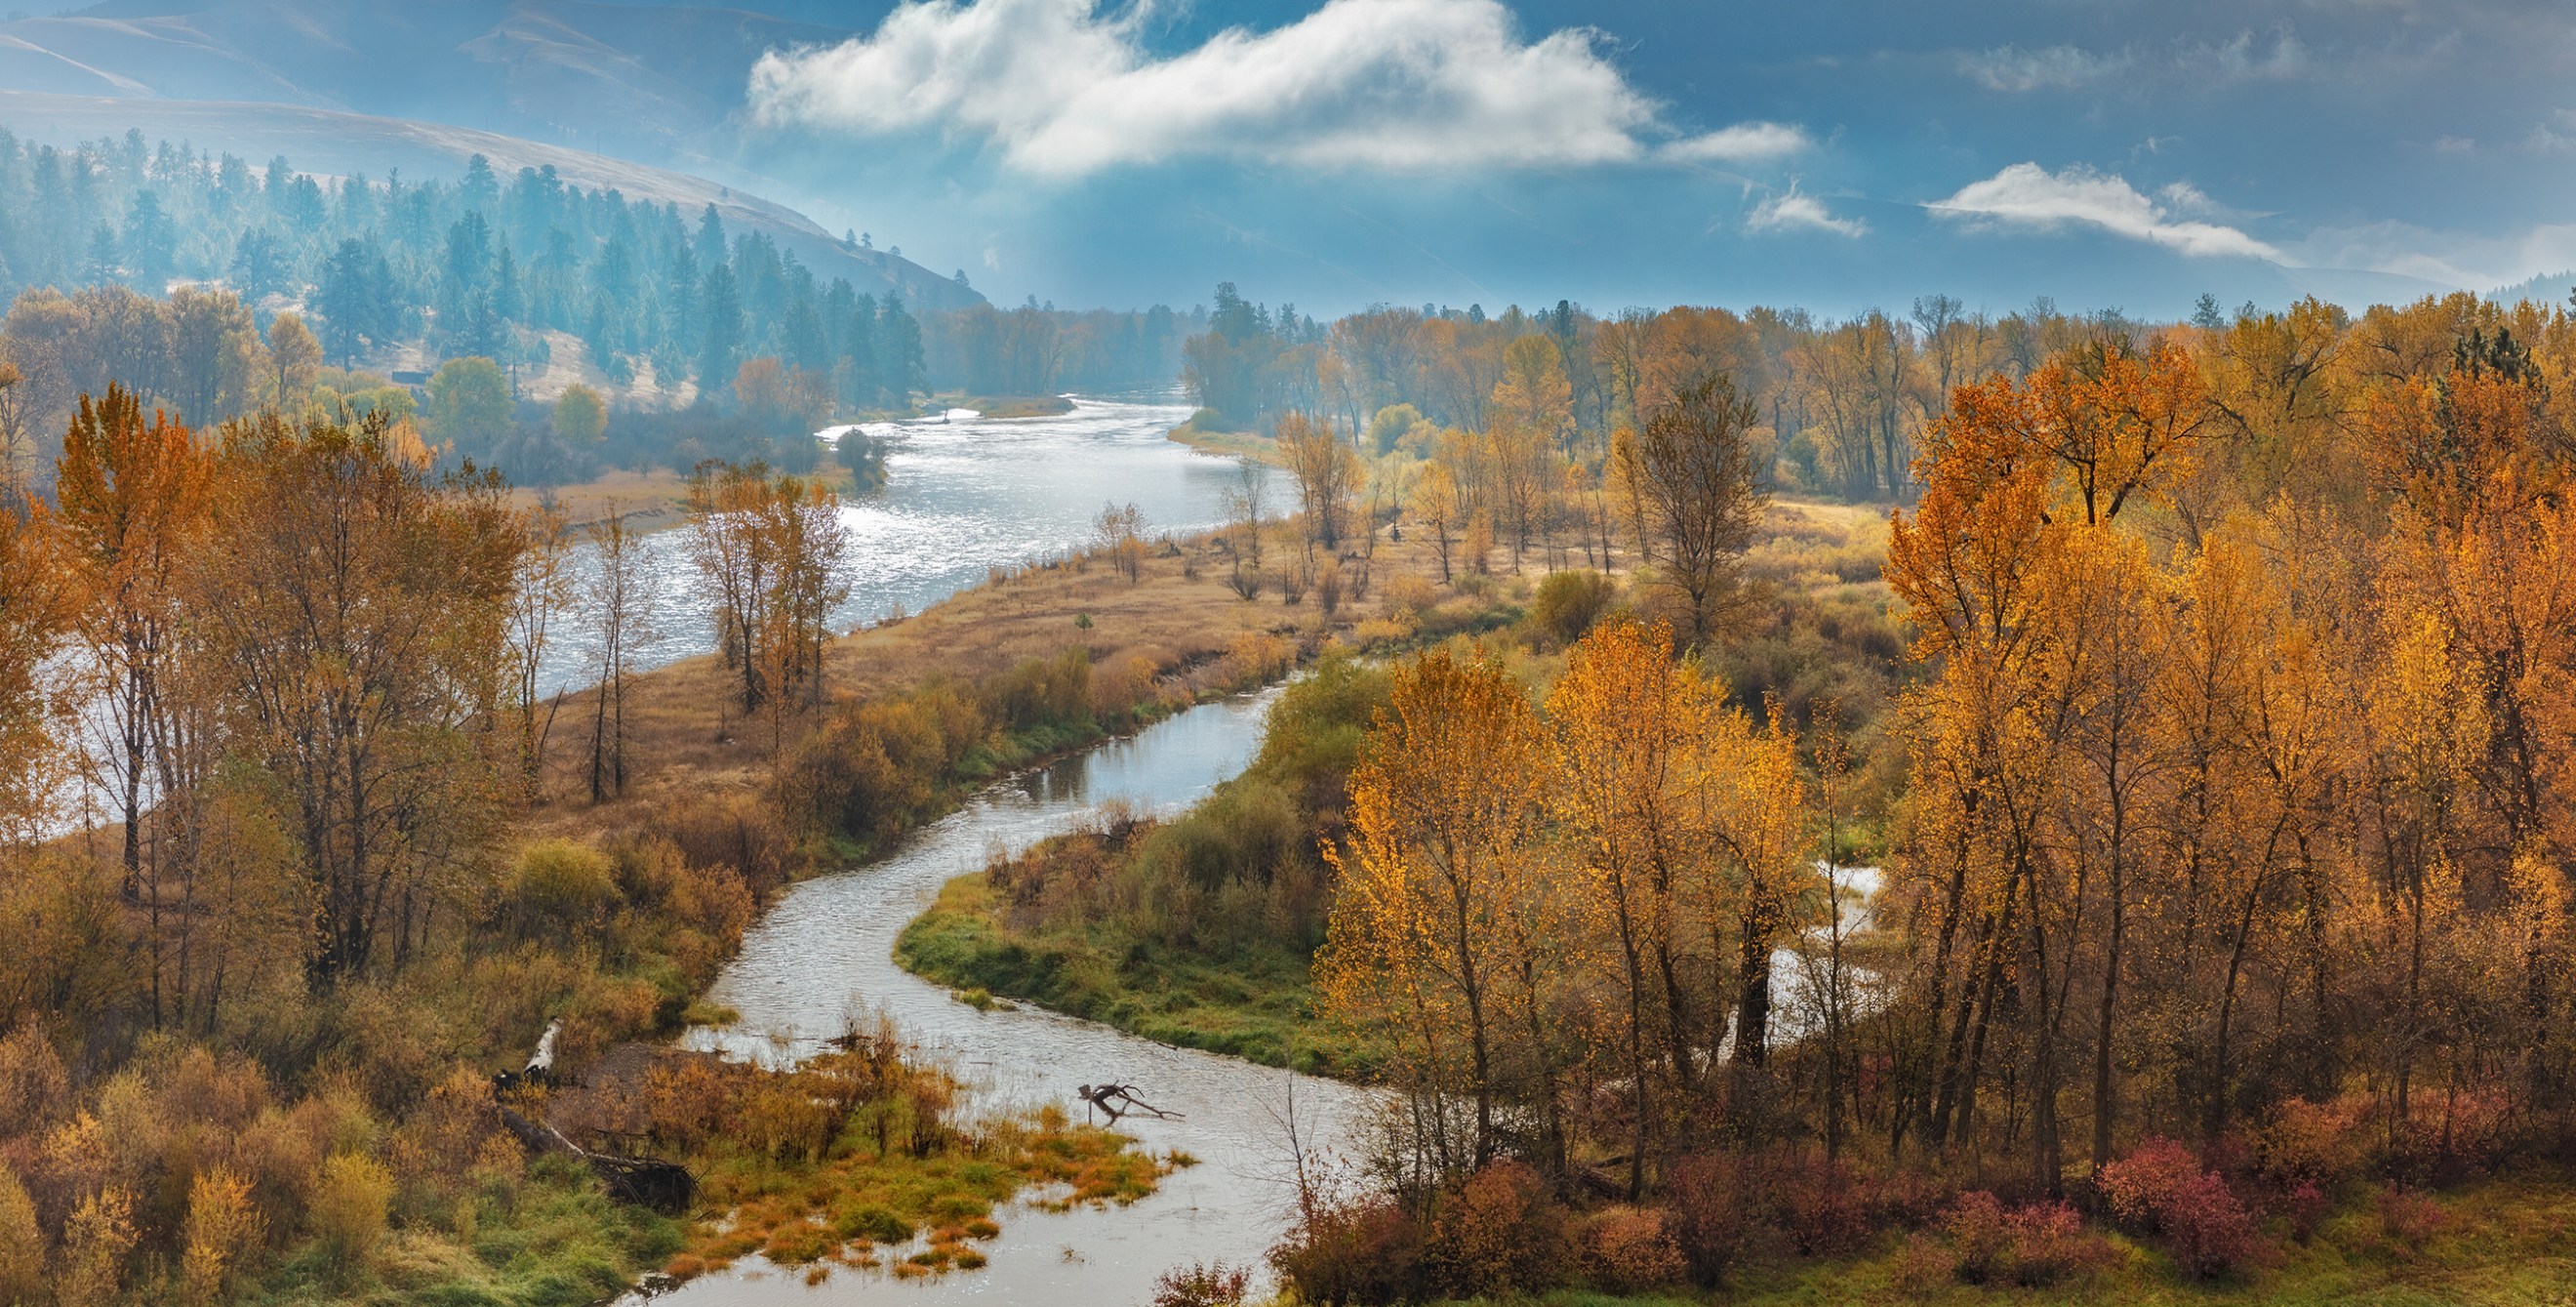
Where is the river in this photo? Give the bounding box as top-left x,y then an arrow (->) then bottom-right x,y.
542,395 -> 1254,695
627,688 -> 1372,1306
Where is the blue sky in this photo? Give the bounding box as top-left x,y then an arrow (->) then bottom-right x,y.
729,0 -> 2576,318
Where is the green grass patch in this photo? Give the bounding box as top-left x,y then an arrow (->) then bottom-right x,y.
897,874 -> 1367,1075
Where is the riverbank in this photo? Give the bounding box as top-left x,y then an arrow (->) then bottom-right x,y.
1164,408 -> 1284,464
898,871 -> 1342,1072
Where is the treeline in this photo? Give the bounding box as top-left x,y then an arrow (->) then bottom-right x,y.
0,126 -> 939,401
922,300 -> 1191,398
1186,283 -> 2333,505
0,126 -> 1194,424
1224,293 -> 2576,1302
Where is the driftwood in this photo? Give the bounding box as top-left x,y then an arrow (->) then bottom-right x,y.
1076,1082 -> 1182,1124
500,1105 -> 696,1213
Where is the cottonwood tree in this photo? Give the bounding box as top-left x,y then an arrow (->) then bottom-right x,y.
1277,412 -> 1360,553
1319,649 -> 1550,1178
586,504 -> 652,801
505,494 -> 574,795
1093,500 -> 1147,584
1614,372 -> 1768,644
198,410 -> 523,984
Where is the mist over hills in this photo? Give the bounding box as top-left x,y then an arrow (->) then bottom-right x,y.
0,0 -> 997,310
0,87 -> 978,311
0,0 -> 2562,318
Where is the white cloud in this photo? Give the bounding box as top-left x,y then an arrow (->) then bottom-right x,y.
1662,121 -> 1813,165
2157,181 -> 2215,215
1961,43 -> 2129,92
748,0 -> 1803,178
2292,219 -> 2576,290
1748,184 -> 1866,237
2191,26 -> 2308,82
1928,163 -> 2279,260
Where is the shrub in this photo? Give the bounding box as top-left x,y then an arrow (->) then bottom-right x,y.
1942,1192 -> 2109,1287
2000,1198 -> 2110,1287
509,839 -> 622,937
1890,1232 -> 1952,1296
307,1152 -> 393,1271
2096,1136 -> 2202,1229
2253,1095 -> 2364,1194
1942,1191 -> 2012,1285
1530,568 -> 1616,645
2100,1137 -> 2268,1277
1585,1206 -> 1685,1292
1382,572 -> 1436,616
1775,1155 -> 1872,1256
1664,1152 -> 1756,1286
1269,1195 -> 1423,1306
1150,1259 -> 1253,1307
180,1165 -> 264,1307
2376,1183 -> 2444,1256
0,1022 -> 69,1138
56,1185 -> 137,1304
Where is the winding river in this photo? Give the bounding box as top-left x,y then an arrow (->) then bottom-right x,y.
632,688 -> 1371,1305
525,396 -> 1344,1303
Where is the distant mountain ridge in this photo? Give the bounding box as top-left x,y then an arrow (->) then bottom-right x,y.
0,89 -> 979,311
0,0 -> 991,309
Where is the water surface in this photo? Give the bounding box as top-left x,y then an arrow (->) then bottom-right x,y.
545,396 -> 1247,695
632,689 -> 1370,1306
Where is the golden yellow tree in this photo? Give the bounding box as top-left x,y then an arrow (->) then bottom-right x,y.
1318,648 -> 1548,1176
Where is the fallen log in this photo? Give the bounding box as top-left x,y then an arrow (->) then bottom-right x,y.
1076,1082 -> 1183,1123
499,1105 -> 696,1214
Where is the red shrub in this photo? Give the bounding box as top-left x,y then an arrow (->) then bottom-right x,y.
1427,1161 -> 1572,1297
1268,1195 -> 1423,1306
2282,1180 -> 2328,1244
1663,1153 -> 1756,1286
1150,1259 -> 1252,1307
1773,1156 -> 1872,1256
2156,1170 -> 2266,1278
2000,1199 -> 2112,1287
2096,1137 -> 2201,1230
2376,1183 -> 2444,1257
1941,1191 -> 2111,1287
1941,1191 -> 2012,1285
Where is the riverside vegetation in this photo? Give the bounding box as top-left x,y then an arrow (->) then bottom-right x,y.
931,291 -> 2576,1307
0,364 -> 1422,1301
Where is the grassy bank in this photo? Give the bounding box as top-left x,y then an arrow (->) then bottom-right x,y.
1165,408 -> 1284,464
898,872 -> 1341,1072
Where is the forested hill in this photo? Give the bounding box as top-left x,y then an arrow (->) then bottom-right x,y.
0,93 -> 980,315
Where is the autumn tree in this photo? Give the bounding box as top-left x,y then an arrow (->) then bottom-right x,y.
1277,411 -> 1361,553
1319,648 -> 1550,1177
1614,372 -> 1768,644
198,410 -> 523,984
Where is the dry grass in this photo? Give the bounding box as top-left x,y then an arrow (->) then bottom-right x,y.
505,467 -> 698,531
524,520 -> 1472,844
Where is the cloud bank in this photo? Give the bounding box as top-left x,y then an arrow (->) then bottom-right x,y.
1928,163 -> 2278,260
748,0 -> 1807,179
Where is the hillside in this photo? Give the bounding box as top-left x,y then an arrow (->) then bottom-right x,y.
0,88 -> 980,312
